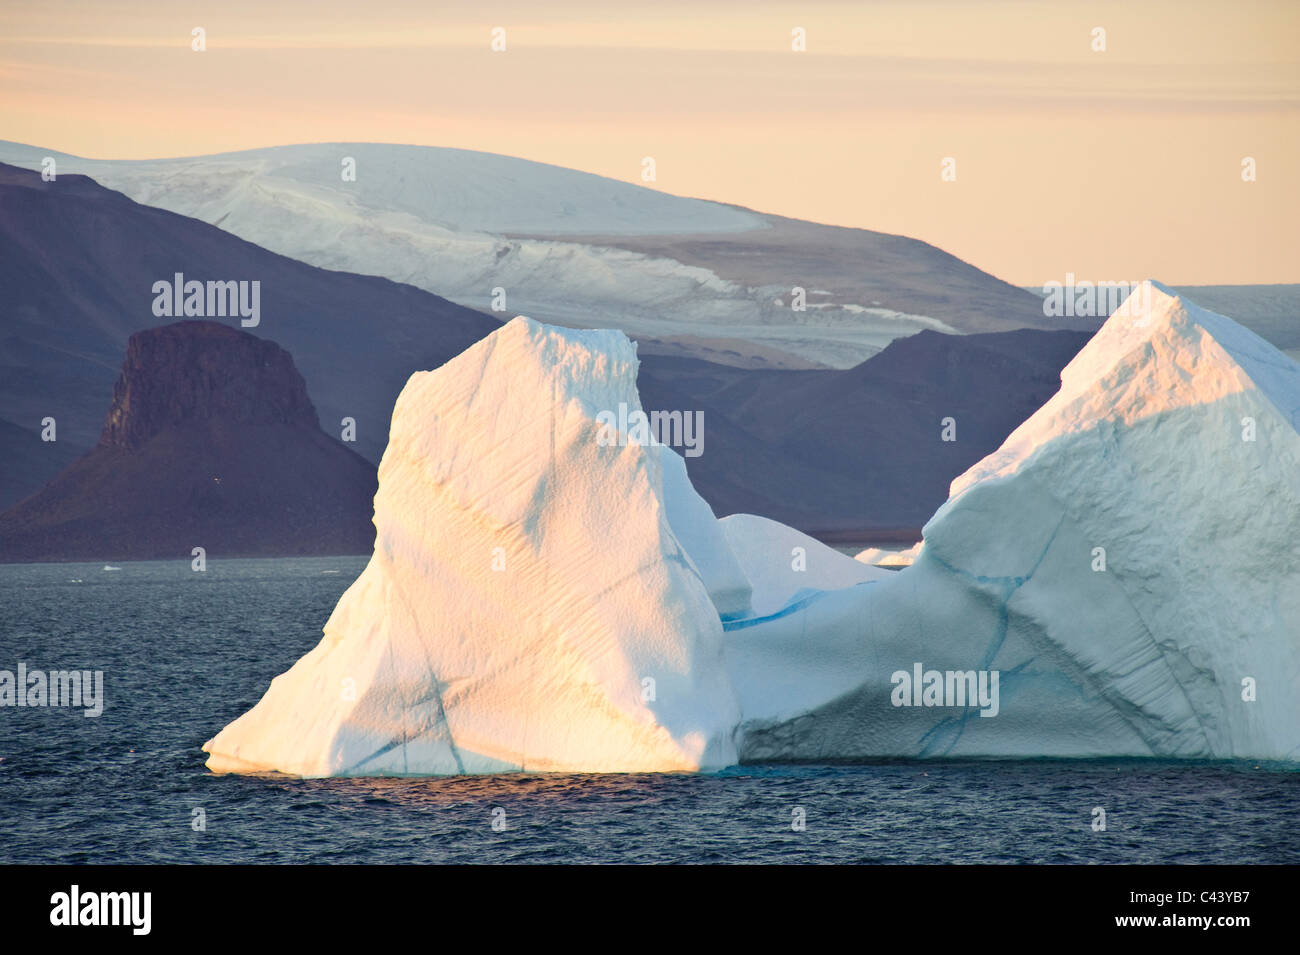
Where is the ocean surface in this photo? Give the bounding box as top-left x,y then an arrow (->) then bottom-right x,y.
1,557 -> 1296,865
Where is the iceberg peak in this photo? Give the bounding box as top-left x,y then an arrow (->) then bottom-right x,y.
954,282 -> 1300,499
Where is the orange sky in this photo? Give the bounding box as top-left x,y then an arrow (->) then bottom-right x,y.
2,0 -> 1297,285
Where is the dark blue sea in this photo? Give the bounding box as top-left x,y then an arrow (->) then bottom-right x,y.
1,557 -> 1296,864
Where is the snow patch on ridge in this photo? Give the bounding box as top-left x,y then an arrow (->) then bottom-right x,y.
0,140 -> 950,369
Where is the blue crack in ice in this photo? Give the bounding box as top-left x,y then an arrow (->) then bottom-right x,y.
913,513 -> 1067,754
721,583 -> 875,632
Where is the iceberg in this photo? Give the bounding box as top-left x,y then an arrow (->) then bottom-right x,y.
204,318 -> 742,775
206,282 -> 1300,775
738,281 -> 1300,762
854,541 -> 923,568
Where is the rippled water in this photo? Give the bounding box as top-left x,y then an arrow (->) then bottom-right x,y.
1,557 -> 1296,864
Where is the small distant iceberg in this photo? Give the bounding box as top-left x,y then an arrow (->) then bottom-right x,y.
855,541 -> 923,569
205,283 -> 1300,776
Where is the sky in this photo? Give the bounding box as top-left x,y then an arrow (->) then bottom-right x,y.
1,0 -> 1297,286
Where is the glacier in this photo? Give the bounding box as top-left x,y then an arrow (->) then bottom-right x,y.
0,141 -> 956,369
204,281 -> 1300,775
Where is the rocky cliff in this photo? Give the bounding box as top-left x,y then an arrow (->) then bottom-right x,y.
0,321 -> 377,561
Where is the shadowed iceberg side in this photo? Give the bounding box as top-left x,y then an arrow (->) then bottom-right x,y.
737,281 -> 1300,762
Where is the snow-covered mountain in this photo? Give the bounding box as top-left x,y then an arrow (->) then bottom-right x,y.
0,160 -> 1090,533
0,141 -> 1053,369
205,283 -> 1300,774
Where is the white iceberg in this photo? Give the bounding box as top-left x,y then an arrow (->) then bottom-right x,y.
206,282 -> 1300,774
721,513 -> 888,616
854,541 -> 923,568
204,318 -> 742,775
738,281 -> 1300,762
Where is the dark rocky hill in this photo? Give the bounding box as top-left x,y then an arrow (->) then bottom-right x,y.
0,322 -> 377,561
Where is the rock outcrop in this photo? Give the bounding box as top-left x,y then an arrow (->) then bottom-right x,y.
0,321 -> 377,561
